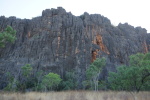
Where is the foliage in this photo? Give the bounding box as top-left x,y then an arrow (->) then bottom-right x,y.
33,70 -> 44,91
84,58 -> 106,91
21,64 -> 33,77
3,53 -> 149,92
4,72 -> 18,91
4,64 -> 63,92
0,25 -> 16,48
108,53 -> 150,92
41,72 -> 62,91
17,64 -> 34,91
59,71 -> 77,90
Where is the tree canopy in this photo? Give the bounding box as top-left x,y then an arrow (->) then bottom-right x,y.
41,72 -> 62,91
0,25 -> 16,48
84,58 -> 106,91
108,53 -> 150,92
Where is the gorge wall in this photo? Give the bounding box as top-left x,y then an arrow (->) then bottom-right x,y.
0,7 -> 149,89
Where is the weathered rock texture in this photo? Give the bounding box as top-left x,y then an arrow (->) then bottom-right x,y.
0,7 -> 149,89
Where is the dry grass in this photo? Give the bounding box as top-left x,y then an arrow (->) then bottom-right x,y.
0,91 -> 149,100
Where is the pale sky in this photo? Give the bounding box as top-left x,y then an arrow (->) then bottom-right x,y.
0,0 -> 150,32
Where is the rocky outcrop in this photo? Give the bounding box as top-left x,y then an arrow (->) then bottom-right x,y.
0,7 -> 149,89
146,34 -> 150,51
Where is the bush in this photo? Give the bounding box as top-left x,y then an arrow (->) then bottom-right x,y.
0,25 -> 16,48
41,72 -> 62,91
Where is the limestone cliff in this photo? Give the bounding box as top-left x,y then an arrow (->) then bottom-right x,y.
0,7 -> 149,89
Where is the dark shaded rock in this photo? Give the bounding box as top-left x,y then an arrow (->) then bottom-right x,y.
0,7 -> 149,89
146,33 -> 150,51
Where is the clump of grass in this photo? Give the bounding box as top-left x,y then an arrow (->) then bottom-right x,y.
0,91 -> 149,100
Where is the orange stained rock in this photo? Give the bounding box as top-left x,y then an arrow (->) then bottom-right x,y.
28,31 -> 31,38
75,48 -> 80,54
96,35 -> 110,54
56,37 -> 61,56
143,41 -> 148,53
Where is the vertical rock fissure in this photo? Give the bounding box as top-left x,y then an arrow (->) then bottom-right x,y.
143,41 -> 148,53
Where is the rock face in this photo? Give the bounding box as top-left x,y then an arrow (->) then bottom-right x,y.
146,34 -> 150,51
0,7 -> 149,89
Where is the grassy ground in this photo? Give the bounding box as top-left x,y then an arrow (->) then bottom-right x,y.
0,91 -> 149,100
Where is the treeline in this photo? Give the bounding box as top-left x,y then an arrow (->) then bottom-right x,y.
4,64 -> 77,92
3,52 -> 150,92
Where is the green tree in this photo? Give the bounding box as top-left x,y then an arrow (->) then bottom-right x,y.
60,71 -> 77,90
108,53 -> 150,92
18,64 -> 33,91
41,72 -> 62,91
21,64 -> 33,77
33,70 -> 44,91
0,25 -> 16,48
84,58 -> 106,91
4,72 -> 18,91
5,72 -> 14,86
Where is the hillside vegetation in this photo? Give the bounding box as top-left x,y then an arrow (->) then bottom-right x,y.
3,53 -> 150,92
